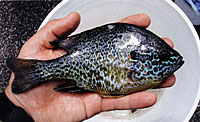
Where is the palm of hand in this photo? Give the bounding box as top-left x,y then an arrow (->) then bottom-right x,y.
17,36 -> 102,122
5,12 -> 175,122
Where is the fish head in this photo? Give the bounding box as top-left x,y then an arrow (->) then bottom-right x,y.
129,39 -> 184,82
155,47 -> 184,75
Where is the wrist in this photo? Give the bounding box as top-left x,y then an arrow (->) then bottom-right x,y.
5,73 -> 22,108
0,91 -> 34,122
0,73 -> 34,122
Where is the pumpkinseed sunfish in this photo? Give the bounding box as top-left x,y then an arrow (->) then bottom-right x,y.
7,23 -> 184,95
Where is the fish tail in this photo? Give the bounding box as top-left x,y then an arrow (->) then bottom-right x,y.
6,58 -> 45,94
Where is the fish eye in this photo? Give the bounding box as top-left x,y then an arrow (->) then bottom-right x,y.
129,50 -> 139,60
159,50 -> 171,61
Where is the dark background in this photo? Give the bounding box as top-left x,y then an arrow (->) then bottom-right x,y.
0,1 -> 199,121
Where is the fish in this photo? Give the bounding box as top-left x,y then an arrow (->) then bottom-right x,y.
6,23 -> 184,95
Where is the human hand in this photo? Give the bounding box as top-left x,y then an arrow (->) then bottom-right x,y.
5,12 -> 175,122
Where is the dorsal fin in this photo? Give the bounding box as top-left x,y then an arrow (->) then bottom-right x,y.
49,23 -> 120,52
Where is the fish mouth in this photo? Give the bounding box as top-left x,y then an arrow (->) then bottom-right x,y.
174,56 -> 184,72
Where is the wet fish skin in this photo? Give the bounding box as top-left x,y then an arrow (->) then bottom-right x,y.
7,23 -> 184,95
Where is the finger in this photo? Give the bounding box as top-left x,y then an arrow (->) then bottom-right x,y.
33,12 -> 81,49
82,93 -> 102,118
48,12 -> 81,39
118,13 -> 151,28
162,37 -> 174,48
101,92 -> 156,111
157,74 -> 176,88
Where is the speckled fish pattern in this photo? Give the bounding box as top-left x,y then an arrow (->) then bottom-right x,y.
7,23 -> 184,95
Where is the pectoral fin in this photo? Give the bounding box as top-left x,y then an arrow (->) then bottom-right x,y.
50,35 -> 81,53
54,80 -> 89,93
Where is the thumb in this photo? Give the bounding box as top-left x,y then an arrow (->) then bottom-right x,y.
32,12 -> 81,49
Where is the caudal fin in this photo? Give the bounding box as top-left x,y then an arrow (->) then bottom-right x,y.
7,58 -> 41,94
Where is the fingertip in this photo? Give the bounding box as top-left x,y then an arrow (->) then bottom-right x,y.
62,12 -> 81,28
101,92 -> 157,111
158,74 -> 176,88
136,13 -> 151,28
162,37 -> 174,48
55,12 -> 81,38
128,92 -> 157,109
166,74 -> 176,86
66,12 -> 81,19
35,12 -> 81,49
119,13 -> 151,28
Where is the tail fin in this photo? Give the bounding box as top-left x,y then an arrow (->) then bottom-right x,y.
7,58 -> 42,94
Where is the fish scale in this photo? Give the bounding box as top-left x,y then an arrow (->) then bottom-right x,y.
7,23 -> 184,95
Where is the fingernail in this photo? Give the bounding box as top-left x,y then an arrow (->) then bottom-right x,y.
167,75 -> 175,82
62,12 -> 80,22
136,14 -> 149,23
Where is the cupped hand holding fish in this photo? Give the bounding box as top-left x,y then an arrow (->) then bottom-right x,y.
5,12 -> 176,122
